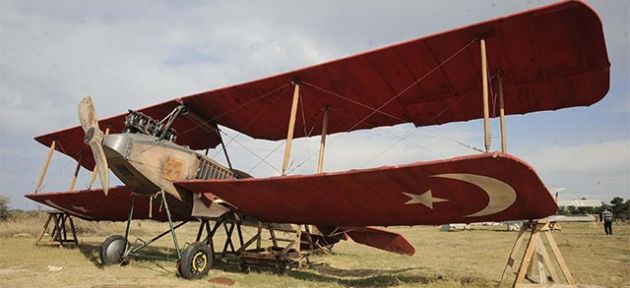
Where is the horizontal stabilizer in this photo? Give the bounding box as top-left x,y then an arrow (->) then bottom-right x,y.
344,226 -> 415,256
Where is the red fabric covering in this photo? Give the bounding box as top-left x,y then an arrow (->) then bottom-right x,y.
25,186 -> 192,222
176,153 -> 557,226
34,1 -> 609,170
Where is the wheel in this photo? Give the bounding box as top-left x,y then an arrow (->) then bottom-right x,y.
100,235 -> 128,265
178,242 -> 213,279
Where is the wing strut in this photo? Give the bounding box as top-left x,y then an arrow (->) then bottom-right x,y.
497,70 -> 507,153
34,140 -> 56,193
481,38 -> 509,154
68,151 -> 83,191
281,82 -> 301,175
481,38 -> 491,153
317,108 -> 329,173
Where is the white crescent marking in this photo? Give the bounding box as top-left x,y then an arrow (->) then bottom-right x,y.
433,173 -> 516,217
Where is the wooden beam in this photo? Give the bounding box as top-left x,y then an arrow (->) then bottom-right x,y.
317,108 -> 329,174
498,70 -> 507,153
295,224 -> 302,255
480,38 -> 491,153
499,222 -> 529,285
515,229 -> 539,283
281,83 -> 300,175
34,140 -> 56,193
545,230 -> 576,284
536,236 -> 560,283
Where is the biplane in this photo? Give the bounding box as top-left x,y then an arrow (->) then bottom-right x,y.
25,0 -> 609,280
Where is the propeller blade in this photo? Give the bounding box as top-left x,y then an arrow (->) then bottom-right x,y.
78,96 -> 109,195
89,131 -> 109,195
78,96 -> 98,133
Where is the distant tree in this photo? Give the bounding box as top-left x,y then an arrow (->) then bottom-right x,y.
610,197 -> 625,217
567,205 -> 577,215
0,195 -> 10,221
557,206 -> 568,215
583,206 -> 598,214
592,205 -> 604,215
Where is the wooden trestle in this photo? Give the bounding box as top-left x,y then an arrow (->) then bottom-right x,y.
36,211 -> 78,247
500,220 -> 576,288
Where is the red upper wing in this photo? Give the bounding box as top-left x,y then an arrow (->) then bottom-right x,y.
175,153 -> 557,226
25,186 -> 191,222
35,1 -> 609,170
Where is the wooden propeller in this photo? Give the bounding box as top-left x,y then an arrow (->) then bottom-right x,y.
78,96 -> 109,195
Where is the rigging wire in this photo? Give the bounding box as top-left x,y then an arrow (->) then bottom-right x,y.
298,43 -> 483,154
288,92 -> 476,174
244,91 -> 323,174
127,84 -> 290,161
180,83 -> 290,137
217,129 -> 282,174
108,38 -> 483,177
287,39 -> 483,173
346,39 -> 477,133
37,154 -> 74,192
247,140 -> 285,173
358,128 -> 448,168
37,141 -> 82,192
209,89 -> 288,161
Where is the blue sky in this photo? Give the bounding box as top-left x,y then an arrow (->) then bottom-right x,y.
1,0 -> 628,209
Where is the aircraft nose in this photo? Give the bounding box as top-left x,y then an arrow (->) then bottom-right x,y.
102,133 -> 131,160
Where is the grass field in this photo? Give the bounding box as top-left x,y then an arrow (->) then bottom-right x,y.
0,212 -> 628,288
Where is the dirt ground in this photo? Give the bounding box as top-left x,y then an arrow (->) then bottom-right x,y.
0,214 -> 628,288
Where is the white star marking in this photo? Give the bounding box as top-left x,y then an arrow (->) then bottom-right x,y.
71,206 -> 90,213
403,190 -> 448,209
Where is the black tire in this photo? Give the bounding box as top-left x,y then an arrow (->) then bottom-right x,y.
100,235 -> 127,266
178,242 -> 213,279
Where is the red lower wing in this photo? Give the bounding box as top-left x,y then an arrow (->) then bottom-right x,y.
25,186 -> 191,222
176,153 -> 557,226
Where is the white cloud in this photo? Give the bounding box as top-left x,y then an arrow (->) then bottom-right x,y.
525,140 -> 630,174
522,140 -> 630,201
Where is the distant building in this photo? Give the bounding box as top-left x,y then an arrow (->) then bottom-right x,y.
557,199 -> 603,208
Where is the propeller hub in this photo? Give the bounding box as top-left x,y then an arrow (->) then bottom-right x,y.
84,127 -> 95,144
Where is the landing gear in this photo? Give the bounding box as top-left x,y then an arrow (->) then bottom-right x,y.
178,242 -> 214,279
99,191 -> 186,267
100,235 -> 127,265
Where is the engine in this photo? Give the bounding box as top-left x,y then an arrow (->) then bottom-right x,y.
123,110 -> 177,142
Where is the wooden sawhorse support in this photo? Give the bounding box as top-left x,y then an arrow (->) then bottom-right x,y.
500,220 -> 575,287
36,211 -> 78,247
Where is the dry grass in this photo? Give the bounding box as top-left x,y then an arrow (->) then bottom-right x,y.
0,214 -> 628,288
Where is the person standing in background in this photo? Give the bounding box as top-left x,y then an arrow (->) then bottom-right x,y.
601,208 -> 614,235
